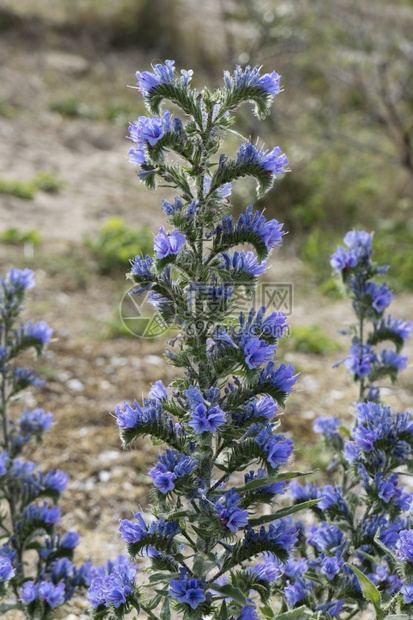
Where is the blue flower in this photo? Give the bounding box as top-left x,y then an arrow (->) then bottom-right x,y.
154,227 -> 186,259
148,380 -> 167,401
136,60 -> 176,96
330,246 -> 358,272
19,581 -> 38,604
44,469 -> 69,493
396,530 -> 413,562
380,349 -> 408,371
288,481 -> 320,503
320,554 -> 344,580
19,502 -> 61,528
130,255 -> 155,280
284,577 -> 313,606
12,367 -> 45,389
243,521 -> 298,553
23,320 -> 53,345
243,338 -> 276,369
247,560 -> 283,583
375,315 -> 412,342
148,467 -> 176,493
129,110 -> 171,147
236,142 -> 288,178
0,556 -> 14,581
169,571 -> 206,609
19,408 -> 54,435
258,361 -> 298,395
128,146 -> 146,166
343,230 -> 373,259
364,282 -> 394,313
215,490 -> 249,533
220,251 -> 267,278
7,268 -> 35,292
119,513 -> 147,544
401,583 -> 413,604
316,600 -> 344,617
189,403 -> 226,434
0,452 -> 9,477
61,532 -> 80,549
343,441 -> 361,464
38,581 -> 65,608
306,523 -> 345,553
344,341 -> 377,378
313,416 -> 341,441
88,556 -> 136,609
238,602 -> 260,619
318,485 -> 349,516
215,205 -> 285,253
224,65 -> 281,98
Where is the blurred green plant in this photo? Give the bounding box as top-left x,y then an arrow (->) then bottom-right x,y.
34,171 -> 65,193
49,95 -> 94,119
0,172 -> 64,200
283,324 -> 344,356
0,227 -> 41,246
0,177 -> 37,200
85,217 -> 153,274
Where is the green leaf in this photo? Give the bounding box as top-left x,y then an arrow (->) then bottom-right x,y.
275,606 -> 313,618
260,604 -> 276,619
248,498 -> 322,527
274,469 -> 318,483
237,473 -> 280,493
160,597 -> 171,620
345,563 -> 382,616
217,600 -> 229,620
209,583 -> 248,606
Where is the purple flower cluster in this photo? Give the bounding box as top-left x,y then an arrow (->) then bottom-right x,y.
330,230 -> 373,272
23,320 -> 53,345
189,402 -> 226,434
18,501 -> 61,529
6,268 -> 35,292
215,205 -> 285,254
258,361 -> 298,395
154,226 -> 186,259
215,489 -> 249,533
236,142 -> 288,178
20,580 -> 65,608
129,110 -> 171,147
0,555 -> 15,581
148,449 -> 198,493
220,251 -> 267,278
135,60 -> 192,97
255,427 -> 294,469
169,569 -> 207,609
243,338 -> 277,369
87,556 -> 136,609
119,513 -> 180,547
243,520 -> 298,553
223,65 -> 281,98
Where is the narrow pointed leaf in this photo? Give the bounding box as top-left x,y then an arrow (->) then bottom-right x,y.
248,498 -> 322,527
345,563 -> 382,615
210,583 -> 248,606
275,606 -> 313,618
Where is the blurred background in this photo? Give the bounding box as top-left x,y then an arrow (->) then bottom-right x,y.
0,0 -> 412,600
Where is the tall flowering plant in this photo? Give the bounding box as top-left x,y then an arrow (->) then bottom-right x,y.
0,269 -> 92,618
275,233 -> 413,619
87,61 -> 317,619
